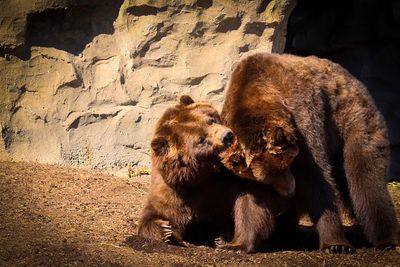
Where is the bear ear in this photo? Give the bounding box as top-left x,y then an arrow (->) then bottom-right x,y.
267,127 -> 298,157
179,95 -> 195,106
151,136 -> 169,156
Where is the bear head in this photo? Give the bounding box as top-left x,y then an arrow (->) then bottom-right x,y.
151,95 -> 235,188
219,120 -> 299,197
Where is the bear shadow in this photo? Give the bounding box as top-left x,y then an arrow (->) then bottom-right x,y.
260,225 -> 370,252
124,225 -> 371,254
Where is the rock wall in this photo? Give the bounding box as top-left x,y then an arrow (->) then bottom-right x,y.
0,0 -> 295,169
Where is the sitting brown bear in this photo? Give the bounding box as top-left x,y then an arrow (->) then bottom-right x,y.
220,52 -> 399,252
138,95 -> 289,253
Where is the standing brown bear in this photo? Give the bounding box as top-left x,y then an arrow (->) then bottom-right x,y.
220,52 -> 399,252
138,95 -> 289,253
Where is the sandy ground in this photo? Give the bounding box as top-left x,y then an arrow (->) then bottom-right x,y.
0,161 -> 399,266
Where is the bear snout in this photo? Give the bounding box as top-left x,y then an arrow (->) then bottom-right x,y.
221,130 -> 235,147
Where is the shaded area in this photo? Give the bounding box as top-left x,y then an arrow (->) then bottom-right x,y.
257,0 -> 272,14
126,5 -> 168,16
285,0 -> 400,180
215,16 -> 242,33
196,0 -> 213,9
0,161 -> 399,266
244,22 -> 267,36
0,45 -> 31,61
25,0 -> 123,57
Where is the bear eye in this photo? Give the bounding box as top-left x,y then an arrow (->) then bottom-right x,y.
207,117 -> 217,125
197,136 -> 206,145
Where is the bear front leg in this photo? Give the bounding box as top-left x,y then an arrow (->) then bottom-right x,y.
343,135 -> 399,249
216,193 -> 275,253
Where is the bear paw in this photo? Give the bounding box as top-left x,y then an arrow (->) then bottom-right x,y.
216,240 -> 254,253
323,244 -> 355,254
216,243 -> 244,252
374,243 -> 397,251
214,236 -> 228,247
157,220 -> 192,248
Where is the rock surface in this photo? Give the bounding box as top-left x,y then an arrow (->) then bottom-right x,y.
0,0 -> 295,169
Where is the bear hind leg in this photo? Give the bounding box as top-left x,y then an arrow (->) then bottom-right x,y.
294,168 -> 354,253
344,135 -> 399,249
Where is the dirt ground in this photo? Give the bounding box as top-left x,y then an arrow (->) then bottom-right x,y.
0,161 -> 399,266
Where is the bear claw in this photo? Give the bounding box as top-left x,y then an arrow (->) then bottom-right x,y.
160,222 -> 173,243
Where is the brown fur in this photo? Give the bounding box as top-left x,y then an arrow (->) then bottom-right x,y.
138,95 -> 289,253
220,52 -> 399,251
